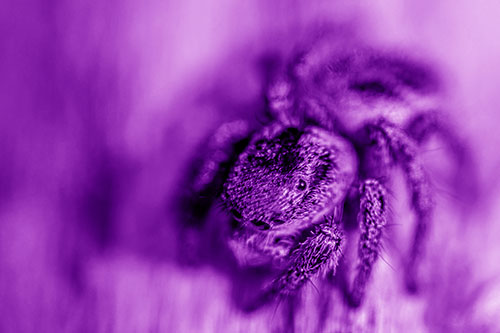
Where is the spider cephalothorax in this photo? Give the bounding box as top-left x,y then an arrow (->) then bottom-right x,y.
221,124 -> 356,266
183,35 -> 471,309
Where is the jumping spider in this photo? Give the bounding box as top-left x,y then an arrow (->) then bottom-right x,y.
183,36 -> 471,309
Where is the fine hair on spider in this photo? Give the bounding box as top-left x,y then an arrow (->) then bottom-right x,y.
179,32 -> 477,315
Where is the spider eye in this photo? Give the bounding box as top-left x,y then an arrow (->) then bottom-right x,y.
297,179 -> 307,191
250,219 -> 271,230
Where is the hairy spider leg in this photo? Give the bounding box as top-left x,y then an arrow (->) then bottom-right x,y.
179,120 -> 251,264
269,221 -> 345,296
184,120 -> 251,226
406,112 -> 478,205
369,120 -> 434,292
266,77 -> 295,124
349,179 -> 388,307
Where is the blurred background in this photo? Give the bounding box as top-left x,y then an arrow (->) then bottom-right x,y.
1,0 -> 500,332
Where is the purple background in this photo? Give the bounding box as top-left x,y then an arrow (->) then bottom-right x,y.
1,0 -> 500,332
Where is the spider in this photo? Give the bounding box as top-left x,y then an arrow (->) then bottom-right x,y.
182,36 -> 471,309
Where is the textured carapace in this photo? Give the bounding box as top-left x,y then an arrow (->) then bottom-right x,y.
221,124 -> 356,265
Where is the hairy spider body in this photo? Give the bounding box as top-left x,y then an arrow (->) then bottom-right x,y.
222,125 -> 356,267
183,36 -> 470,309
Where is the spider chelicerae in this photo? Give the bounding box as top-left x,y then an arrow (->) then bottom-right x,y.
182,35 -> 473,309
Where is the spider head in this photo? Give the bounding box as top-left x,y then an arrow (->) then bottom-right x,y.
221,124 -> 356,265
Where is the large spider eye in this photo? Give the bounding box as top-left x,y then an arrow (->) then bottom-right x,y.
297,179 -> 307,191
